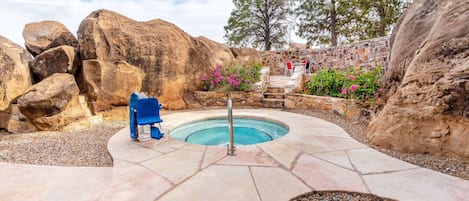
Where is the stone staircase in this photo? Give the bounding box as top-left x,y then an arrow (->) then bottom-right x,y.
262,87 -> 286,108
262,69 -> 304,108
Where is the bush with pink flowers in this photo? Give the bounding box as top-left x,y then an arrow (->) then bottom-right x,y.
304,66 -> 384,102
201,63 -> 262,91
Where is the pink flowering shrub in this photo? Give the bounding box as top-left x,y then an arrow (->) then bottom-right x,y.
305,66 -> 384,102
201,63 -> 262,91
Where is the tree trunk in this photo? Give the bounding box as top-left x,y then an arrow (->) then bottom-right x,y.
377,0 -> 386,36
330,0 -> 338,46
264,0 -> 271,50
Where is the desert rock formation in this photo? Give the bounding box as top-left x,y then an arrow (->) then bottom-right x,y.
368,0 -> 469,159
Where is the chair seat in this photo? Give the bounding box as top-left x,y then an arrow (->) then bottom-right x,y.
136,116 -> 163,125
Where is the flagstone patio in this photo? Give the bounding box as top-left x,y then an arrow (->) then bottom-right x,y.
0,109 -> 467,201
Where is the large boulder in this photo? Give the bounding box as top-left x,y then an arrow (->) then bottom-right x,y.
230,47 -> 261,65
0,35 -> 33,129
78,9 -> 235,110
31,45 -> 79,81
195,36 -> 236,65
23,21 -> 78,56
367,0 -> 469,159
18,73 -> 86,131
81,60 -> 145,113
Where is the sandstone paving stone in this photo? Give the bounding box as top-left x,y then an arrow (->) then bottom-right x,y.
144,138 -> 187,153
106,128 -> 130,151
292,154 -> 369,193
347,148 -> 417,174
317,136 -> 367,150
304,127 -> 352,138
100,160 -> 172,201
217,145 -> 278,166
201,146 -> 227,169
158,165 -> 260,201
279,134 -> 333,154
0,163 -> 112,201
140,149 -> 204,184
179,143 -> 206,152
313,150 -> 355,170
363,168 -> 469,201
251,167 -> 311,201
110,143 -> 162,163
258,140 -> 301,169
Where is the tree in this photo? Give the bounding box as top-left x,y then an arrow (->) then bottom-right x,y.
353,0 -> 410,38
224,0 -> 289,51
295,0 -> 410,46
295,0 -> 346,47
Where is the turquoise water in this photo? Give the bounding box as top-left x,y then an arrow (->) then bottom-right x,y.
170,118 -> 288,146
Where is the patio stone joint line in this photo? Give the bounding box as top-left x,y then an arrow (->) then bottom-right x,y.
248,166 -> 264,201
198,146 -> 208,170
361,166 -> 422,176
345,150 -> 372,193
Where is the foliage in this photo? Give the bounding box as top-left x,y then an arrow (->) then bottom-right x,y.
224,0 -> 289,51
346,0 -> 410,39
295,0 -> 346,46
305,68 -> 345,97
201,63 -> 263,92
295,0 -> 410,47
304,66 -> 384,102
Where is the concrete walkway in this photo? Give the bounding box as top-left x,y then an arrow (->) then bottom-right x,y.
1,109 -> 468,201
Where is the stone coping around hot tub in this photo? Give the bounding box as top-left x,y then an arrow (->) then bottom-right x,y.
165,113 -> 291,141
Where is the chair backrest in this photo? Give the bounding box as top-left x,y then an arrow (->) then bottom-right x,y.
286,61 -> 292,70
134,98 -> 161,121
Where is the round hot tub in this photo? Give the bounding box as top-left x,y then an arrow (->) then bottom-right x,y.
169,117 -> 289,146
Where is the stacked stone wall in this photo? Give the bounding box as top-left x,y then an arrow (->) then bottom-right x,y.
262,37 -> 390,75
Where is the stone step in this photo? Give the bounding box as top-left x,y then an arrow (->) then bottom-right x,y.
262,98 -> 284,108
266,87 -> 285,93
263,92 -> 286,99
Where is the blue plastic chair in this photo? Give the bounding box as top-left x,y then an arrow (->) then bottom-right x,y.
133,98 -> 164,139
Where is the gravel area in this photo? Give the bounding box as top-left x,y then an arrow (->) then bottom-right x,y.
286,108 -> 469,180
0,124 -> 124,167
290,191 -> 395,201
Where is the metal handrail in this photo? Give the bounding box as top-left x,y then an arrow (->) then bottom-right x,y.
227,98 -> 236,156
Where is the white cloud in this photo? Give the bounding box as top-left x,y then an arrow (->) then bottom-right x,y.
0,0 -> 235,47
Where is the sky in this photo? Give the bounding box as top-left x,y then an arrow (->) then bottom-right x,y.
0,0 -> 232,46
0,0 -> 304,48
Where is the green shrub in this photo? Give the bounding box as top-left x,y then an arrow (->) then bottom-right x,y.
305,68 -> 345,97
304,66 -> 384,102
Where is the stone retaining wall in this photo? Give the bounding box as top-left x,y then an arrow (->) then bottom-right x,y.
285,94 -> 358,119
285,94 -> 379,120
194,91 -> 263,107
262,37 -> 389,75
193,92 -> 378,120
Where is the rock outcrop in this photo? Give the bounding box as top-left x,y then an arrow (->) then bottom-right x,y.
230,47 -> 261,65
6,105 -> 37,133
367,0 -> 469,159
0,35 -> 33,130
77,9 -> 234,110
18,73 -> 85,131
23,20 -> 77,56
31,45 -> 79,81
81,60 -> 145,113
